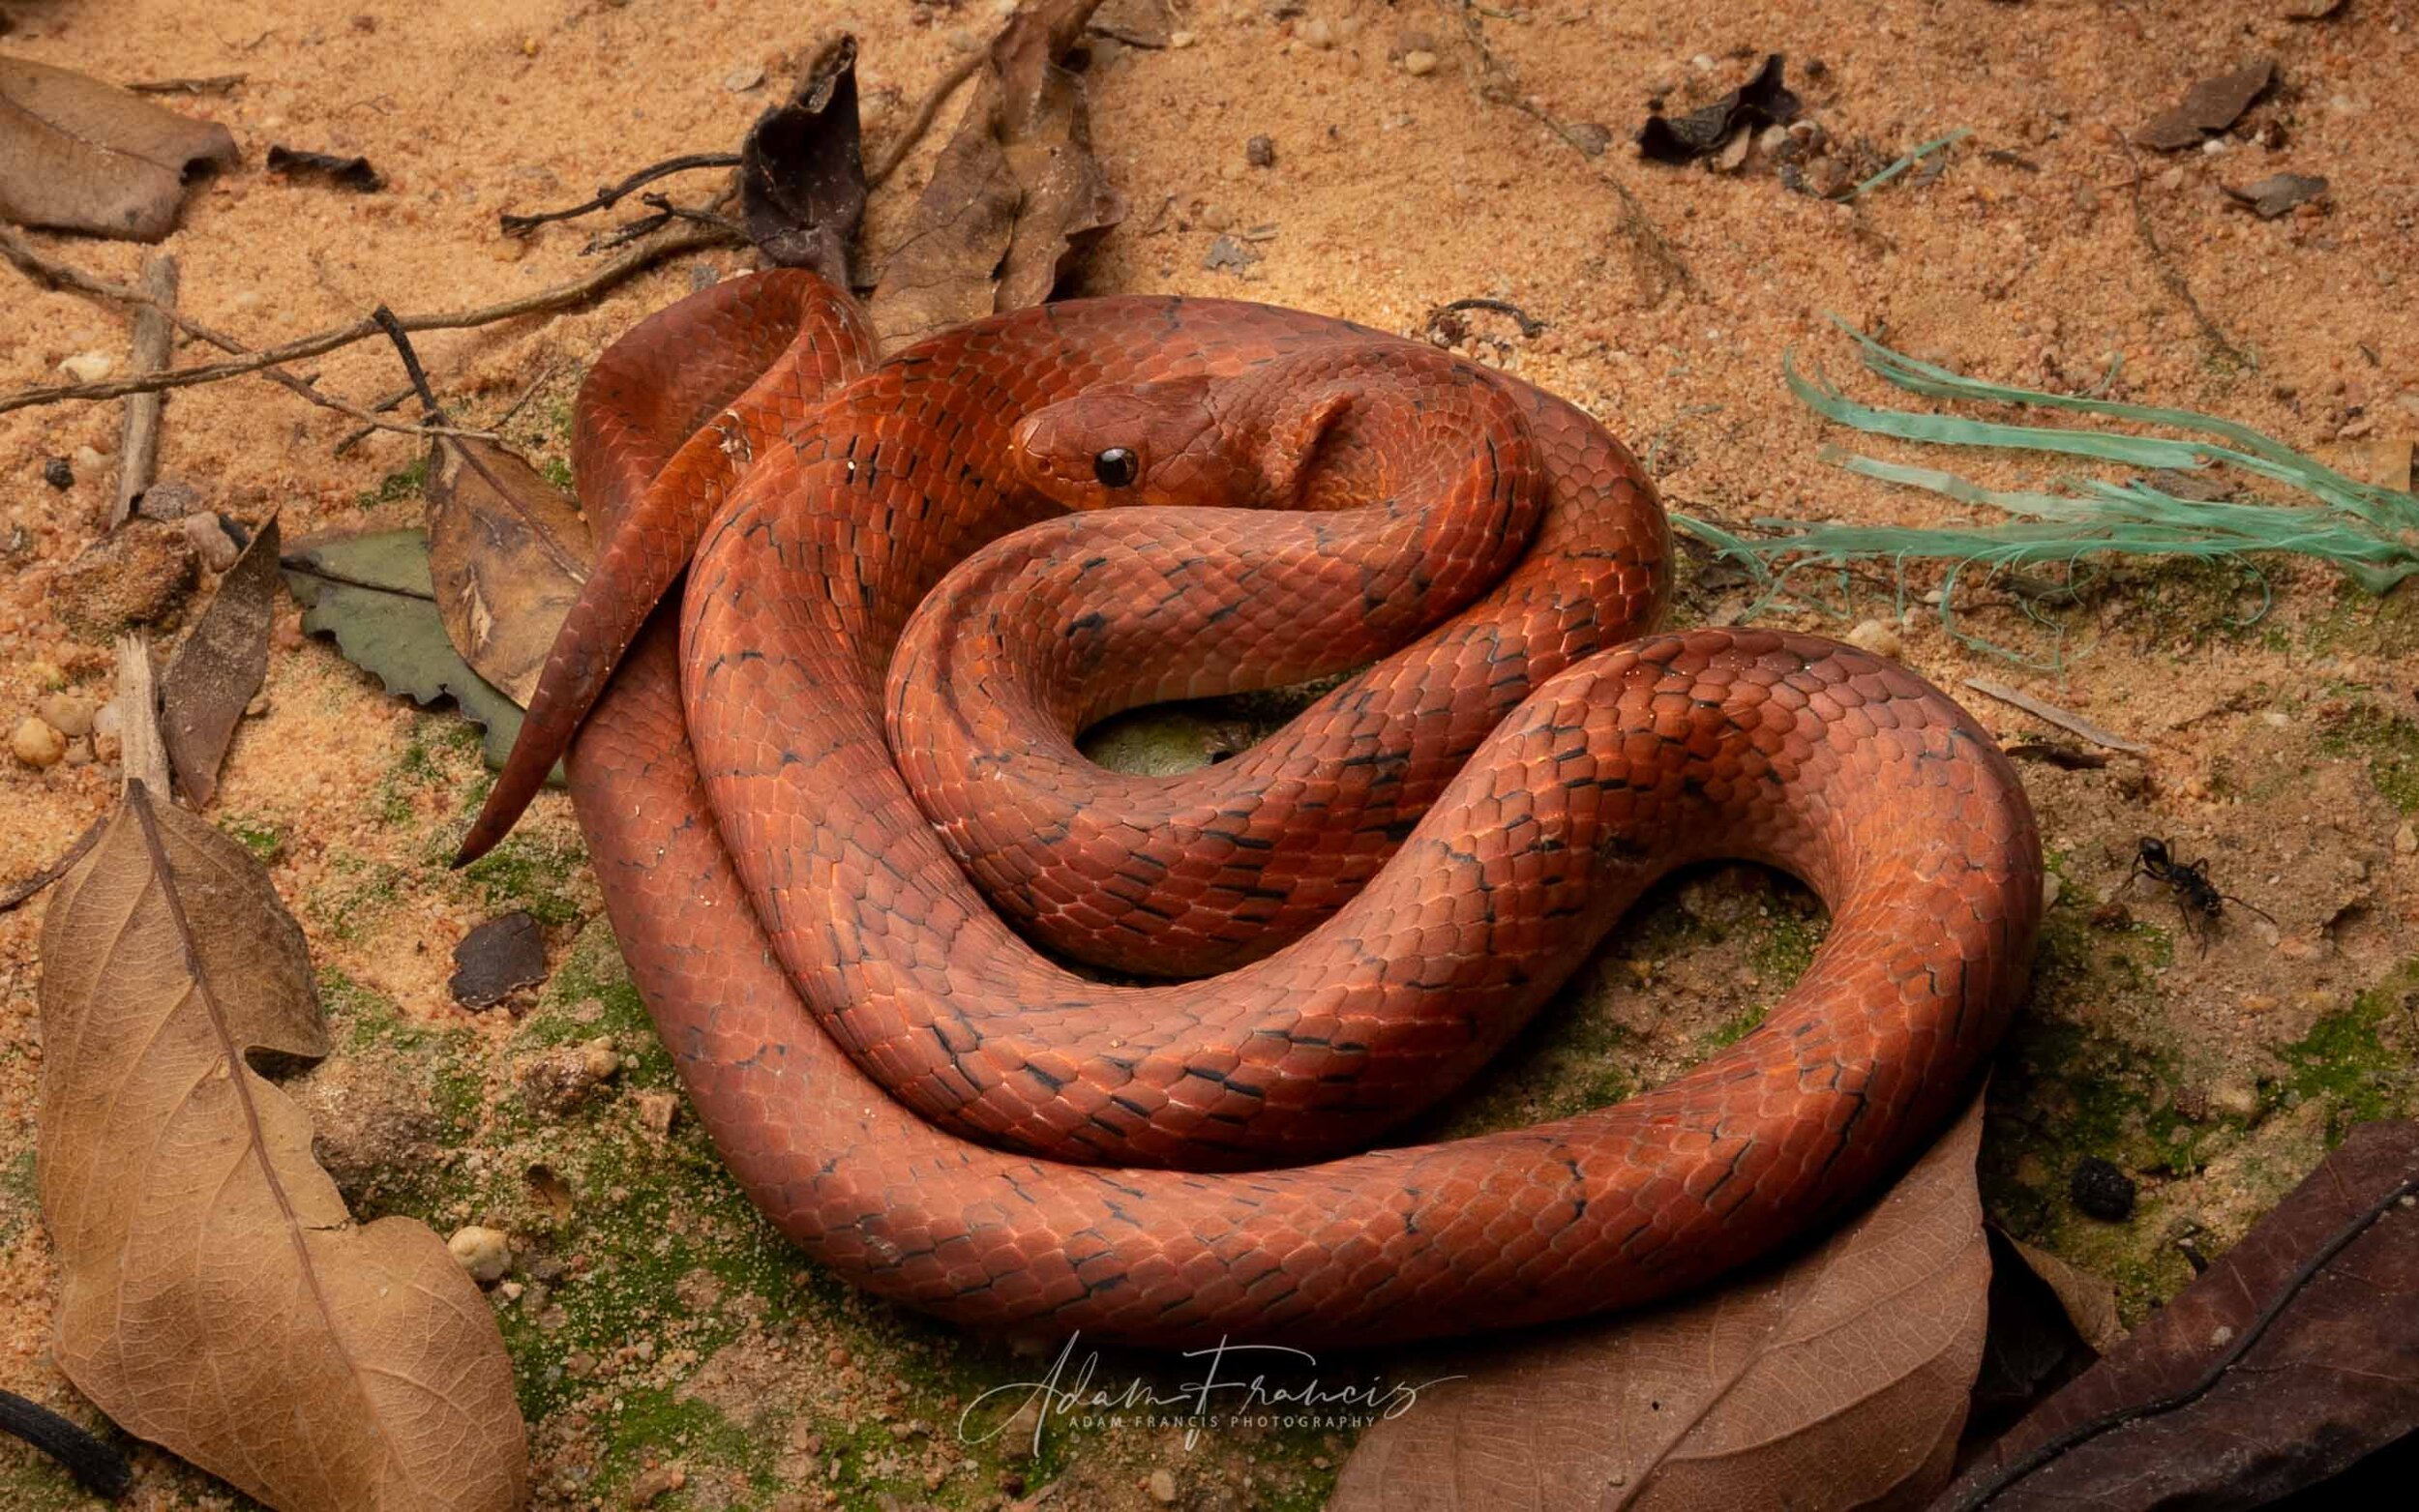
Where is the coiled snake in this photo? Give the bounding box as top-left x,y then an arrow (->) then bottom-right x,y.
456,270 -> 2041,1346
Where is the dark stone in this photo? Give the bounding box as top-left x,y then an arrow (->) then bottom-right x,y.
2071,1156 -> 2138,1222
44,457 -> 73,490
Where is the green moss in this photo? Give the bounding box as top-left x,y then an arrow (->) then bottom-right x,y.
0,1145 -> 38,1245
541,457 -> 575,490
0,1460 -> 102,1512
354,455 -> 429,511
2318,706 -> 2419,814
461,832 -> 589,929
219,814 -> 287,863
308,851 -> 410,943
2280,965 -> 2419,1137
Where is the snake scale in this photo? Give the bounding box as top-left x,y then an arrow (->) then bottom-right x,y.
455,269 -> 2042,1347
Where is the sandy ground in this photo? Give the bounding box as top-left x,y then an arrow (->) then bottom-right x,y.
4,0 -> 2418,1507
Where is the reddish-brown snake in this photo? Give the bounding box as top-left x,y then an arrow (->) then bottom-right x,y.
456,270 -> 2041,1346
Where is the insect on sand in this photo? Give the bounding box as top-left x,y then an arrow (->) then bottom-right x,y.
2121,836 -> 2276,954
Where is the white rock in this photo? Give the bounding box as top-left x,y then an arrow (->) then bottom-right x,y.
59,351 -> 113,384
447,1226 -> 513,1285
1845,618 -> 1903,660
1401,48 -> 1438,75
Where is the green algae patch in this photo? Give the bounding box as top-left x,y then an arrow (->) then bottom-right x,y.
2319,705 -> 2419,814
2280,964 -> 2419,1136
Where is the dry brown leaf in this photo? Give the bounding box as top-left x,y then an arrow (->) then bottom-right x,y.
2316,435 -> 2417,493
868,0 -> 1125,348
2002,1235 -> 2122,1354
740,34 -> 868,287
1935,1120 -> 2419,1510
0,56 -> 238,240
1333,1095 -> 1990,1512
162,516 -> 279,807
426,437 -> 593,706
37,786 -> 526,1512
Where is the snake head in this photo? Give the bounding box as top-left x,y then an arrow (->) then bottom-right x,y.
1010,376 -> 1236,509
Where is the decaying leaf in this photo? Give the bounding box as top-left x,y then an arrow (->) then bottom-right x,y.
2314,435 -> 2416,493
281,528 -> 541,774
0,56 -> 238,239
2224,171 -> 2326,219
2001,1233 -> 2122,1354
38,786 -> 526,1511
868,0 -> 1126,349
1967,1231 -> 2117,1452
1937,1120 -> 2419,1510
161,516 -> 279,808
740,34 -> 868,286
451,909 -> 548,1010
1637,54 -> 1802,165
1333,1095 -> 1990,1511
424,438 -> 592,706
2134,59 -> 2276,151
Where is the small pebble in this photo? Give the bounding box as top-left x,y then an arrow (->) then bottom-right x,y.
134,479 -> 204,520
2158,166 -> 2186,192
59,351 -> 113,384
43,457 -> 73,490
1401,48 -> 1438,76
11,717 -> 66,769
1148,1468 -> 1179,1504
73,443 -> 108,473
2070,1157 -> 2136,1222
1169,29 -> 1195,47
1246,134 -> 1275,168
37,692 -> 96,738
2209,1081 -> 2260,1121
722,63 -> 765,92
1844,618 -> 1902,660
184,512 -> 242,573
447,1225 -> 513,1284
2395,822 -> 2417,856
1303,17 -> 1333,48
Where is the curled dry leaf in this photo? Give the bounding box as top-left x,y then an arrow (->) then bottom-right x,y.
740,34 -> 868,287
282,528 -> 542,773
424,438 -> 592,706
1333,1094 -> 1990,1512
0,56 -> 238,239
162,515 -> 279,808
38,786 -> 525,1511
1937,1119 -> 2419,1510
450,908 -> 548,1010
868,0 -> 1126,349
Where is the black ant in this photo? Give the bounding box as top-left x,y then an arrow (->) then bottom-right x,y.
2121,837 -> 2275,954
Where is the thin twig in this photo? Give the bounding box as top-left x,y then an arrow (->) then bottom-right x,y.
112,252 -> 178,526
1962,676 -> 2149,754
0,229 -> 489,439
0,1389 -> 131,1498
500,151 -> 741,236
868,51 -> 985,187
1445,0 -> 1693,304
0,218 -> 742,419
126,73 -> 247,96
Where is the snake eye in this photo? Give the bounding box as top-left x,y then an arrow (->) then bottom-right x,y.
1092,447 -> 1139,489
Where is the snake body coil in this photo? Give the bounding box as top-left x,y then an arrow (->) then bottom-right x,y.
460,271 -> 2042,1347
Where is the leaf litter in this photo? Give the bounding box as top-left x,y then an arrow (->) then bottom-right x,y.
0,56 -> 238,240
867,0 -> 1126,348
282,528 -> 540,773
1332,1094 -> 1991,1511
1937,1120 -> 2419,1509
38,778 -> 524,1511
160,516 -> 279,808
